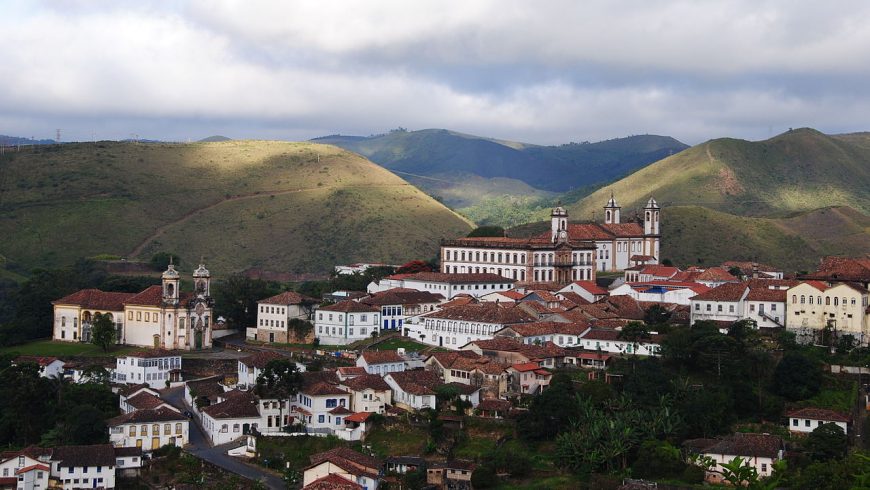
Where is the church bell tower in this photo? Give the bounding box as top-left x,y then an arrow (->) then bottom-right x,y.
604,191 -> 621,224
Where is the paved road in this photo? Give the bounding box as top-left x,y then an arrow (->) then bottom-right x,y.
161,386 -> 286,489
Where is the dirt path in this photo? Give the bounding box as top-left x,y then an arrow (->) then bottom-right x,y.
128,183 -> 411,258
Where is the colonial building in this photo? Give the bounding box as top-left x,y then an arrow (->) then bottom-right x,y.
52,262 -> 215,350
440,194 -> 662,282
314,301 -> 380,345
255,291 -> 318,344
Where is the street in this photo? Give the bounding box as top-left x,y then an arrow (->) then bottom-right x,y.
161,386 -> 287,489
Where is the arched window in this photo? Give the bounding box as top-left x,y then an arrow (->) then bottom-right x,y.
826,297 -> 831,305
800,295 -> 805,304
792,295 -> 797,304
834,297 -> 839,306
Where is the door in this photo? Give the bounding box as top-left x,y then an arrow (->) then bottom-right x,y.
152,437 -> 160,450
269,332 -> 274,342
153,334 -> 160,349
195,330 -> 203,349
136,439 -> 142,448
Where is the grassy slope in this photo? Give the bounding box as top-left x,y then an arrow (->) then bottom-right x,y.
569,128 -> 870,219
0,141 -> 471,274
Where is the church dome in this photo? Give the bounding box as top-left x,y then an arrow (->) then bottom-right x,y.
551,205 -> 567,216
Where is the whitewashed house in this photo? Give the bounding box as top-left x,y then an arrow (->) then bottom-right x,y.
113,350 -> 181,385
254,291 -> 318,343
292,382 -> 353,433
13,356 -> 66,379
690,283 -> 749,326
50,445 -> 118,490
695,434 -> 784,485
314,301 -> 380,346
356,350 -> 406,375
303,448 -> 382,490
557,281 -> 609,303
384,371 -> 440,411
578,328 -> 663,356
369,272 -> 516,299
787,407 -> 849,434
339,374 -> 393,414
408,302 -> 536,349
107,407 -> 189,452
200,391 -> 261,445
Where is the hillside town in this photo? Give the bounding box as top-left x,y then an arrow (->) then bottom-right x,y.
1,195 -> 868,490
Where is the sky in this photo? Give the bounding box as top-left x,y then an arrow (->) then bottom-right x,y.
2,0 -> 870,146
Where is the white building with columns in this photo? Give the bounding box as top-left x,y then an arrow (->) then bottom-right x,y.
440,194 -> 661,280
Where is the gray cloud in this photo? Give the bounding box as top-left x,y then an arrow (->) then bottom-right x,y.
2,0 -> 870,145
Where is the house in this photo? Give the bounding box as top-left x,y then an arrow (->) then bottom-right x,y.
200,391 -> 261,445
800,256 -> 870,289
744,279 -> 797,329
13,356 -> 65,379
409,302 -> 536,348
786,281 -> 870,345
475,399 -> 512,418
384,371 -> 441,411
303,447 -> 383,490
369,272 -> 517,299
558,281 -> 609,303
0,446 -> 52,490
120,389 -> 175,414
303,473 -> 363,490
184,376 -> 227,416
505,362 -> 552,395
113,447 -> 144,478
722,261 -> 784,280
52,262 -> 215,350
384,456 -> 426,476
339,374 -> 393,414
609,281 -> 709,306
424,351 -> 508,399
336,366 -> 368,381
254,291 -> 318,343
578,328 -> 663,356
787,407 -> 850,434
107,407 -> 189,451
460,337 -> 568,369
426,460 -> 476,489
113,350 -> 182,385
50,444 -> 118,490
293,377 -> 353,433
690,282 -> 749,325
356,350 -> 406,375
360,289 -> 444,332
237,351 -> 297,389
494,321 -> 590,348
693,433 -> 784,484
314,301 -> 380,346
478,290 -> 525,303
568,351 -> 613,370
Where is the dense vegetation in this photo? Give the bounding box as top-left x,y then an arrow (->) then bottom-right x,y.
0,140 -> 471,275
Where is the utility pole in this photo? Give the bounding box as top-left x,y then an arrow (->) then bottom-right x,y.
56,129 -> 61,144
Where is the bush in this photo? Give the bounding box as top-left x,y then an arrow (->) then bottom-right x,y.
681,464 -> 706,484
470,464 -> 498,489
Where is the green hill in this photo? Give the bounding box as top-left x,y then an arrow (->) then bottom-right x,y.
0,141 -> 472,275
567,128 -> 870,219
314,129 -> 687,193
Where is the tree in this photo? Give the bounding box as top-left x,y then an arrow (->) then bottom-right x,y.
619,322 -> 652,355
90,313 -> 116,352
720,456 -> 759,487
805,423 -> 848,461
772,352 -> 823,401
728,266 -> 745,279
213,274 -> 280,328
632,440 -> 685,479
644,304 -> 672,327
255,359 -> 302,431
150,252 -> 180,271
467,226 -> 505,238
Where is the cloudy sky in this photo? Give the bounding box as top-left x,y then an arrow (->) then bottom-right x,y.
2,0 -> 870,145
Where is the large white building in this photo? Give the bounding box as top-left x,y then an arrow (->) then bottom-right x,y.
52,262 -> 215,350
369,272 -> 515,299
314,300 -> 380,345
440,195 -> 662,281
254,291 -> 318,343
113,350 -> 182,385
107,407 -> 189,452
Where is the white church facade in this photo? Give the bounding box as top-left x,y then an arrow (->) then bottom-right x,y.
440,194 -> 661,282
52,262 -> 216,350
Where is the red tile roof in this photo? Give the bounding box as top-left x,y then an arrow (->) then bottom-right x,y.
360,350 -> 405,365
386,370 -> 441,395
52,444 -> 116,468
329,405 -> 354,415
319,300 -> 379,313
309,447 -> 383,476
695,267 -> 738,282
344,412 -> 373,423
108,407 -> 186,426
701,433 -> 783,459
14,355 -> 61,367
499,321 -> 590,337
361,289 -> 444,306
557,291 -> 590,306
640,265 -> 680,278
403,272 -> 516,284
568,281 -> 608,295
124,285 -> 166,307
239,351 -> 287,369
201,391 -> 260,419
303,474 -> 363,490
15,464 -> 50,475
509,362 -> 542,372
52,288 -> 135,310
337,367 -> 367,377
690,282 -> 748,302
424,302 -> 536,324
126,392 -> 167,410
806,256 -> 870,282
341,374 -> 391,392
259,291 -> 318,305
786,407 -> 850,423
305,381 -> 349,397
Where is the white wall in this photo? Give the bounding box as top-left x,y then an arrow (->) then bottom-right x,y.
109,420 -> 188,451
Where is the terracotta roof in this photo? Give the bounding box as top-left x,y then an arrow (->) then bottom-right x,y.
500,290 -> 526,300
640,265 -> 680,278
690,282 -> 748,302
499,321 -> 590,337
52,288 -> 135,310
796,280 -> 830,292
557,291 -> 591,306
337,366 -> 367,377
360,350 -> 405,365
303,474 -> 363,490
599,295 -> 647,320
695,267 -> 738,282
185,377 -> 226,399
344,412 -> 373,423
447,355 -> 509,375
125,349 -> 178,359
201,391 -> 260,419
424,302 -> 536,324
477,399 -> 512,412
309,447 -> 383,474
319,300 -> 379,313
701,433 -> 783,460
745,287 -> 789,302
468,338 -> 568,359
786,407 -> 850,423
509,362 -> 542,372
562,223 -> 615,240
341,374 -> 391,392
52,444 -> 116,468
581,328 -> 664,344
118,383 -> 154,397
114,447 -> 143,457
108,407 -> 186,426
804,256 -> 870,282
305,381 -> 349,397
522,290 -> 561,303
259,291 -> 318,305
425,350 -> 479,367
403,272 -> 516,284
124,285 -> 166,307
239,351 -> 287,369
329,405 -> 354,415
440,296 -> 478,308
630,254 -> 656,262
361,289 -> 444,306
14,355 -> 61,367
126,392 -> 167,410
386,370 -> 442,395
16,463 -> 50,475
301,370 -> 340,390
568,281 -> 608,295
601,222 -> 646,237
722,261 -> 782,274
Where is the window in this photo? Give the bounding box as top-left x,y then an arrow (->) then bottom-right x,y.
164,424 -> 171,435
176,423 -> 182,434
717,305 -> 723,312
318,415 -> 325,423
805,419 -> 811,427
233,424 -> 240,432
792,419 -> 798,426
128,311 -> 133,320
706,304 -> 711,312
141,425 -> 148,435
694,303 -> 699,311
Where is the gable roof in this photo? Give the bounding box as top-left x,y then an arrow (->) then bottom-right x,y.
804,256 -> 870,283
309,447 -> 383,474
303,474 -> 363,490
14,355 -> 62,367
640,265 -> 680,278
258,291 -> 318,305
424,302 -> 536,324
401,272 -> 516,284
690,282 -> 748,302
319,300 -> 379,313
239,351 -> 287,369
305,381 -> 350,397
361,289 -> 445,306
701,433 -> 783,459
52,288 -> 135,310
126,392 -> 168,410
786,407 -> 850,423
498,321 -> 590,337
695,267 -> 738,282
360,350 -> 405,365
52,444 -> 115,468
108,407 -> 186,426
201,391 -> 260,419
341,374 -> 391,392
566,281 -> 608,295
386,370 -> 441,395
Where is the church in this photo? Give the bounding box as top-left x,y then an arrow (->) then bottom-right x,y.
440,194 -> 661,283
52,261 -> 215,350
